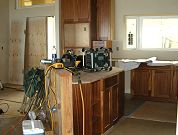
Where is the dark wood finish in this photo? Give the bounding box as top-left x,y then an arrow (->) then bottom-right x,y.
97,0 -> 114,40
131,69 -> 151,97
111,84 -> 119,123
152,69 -> 171,98
61,0 -> 91,23
61,0 -> 76,23
72,71 -> 125,135
61,0 -> 97,54
101,72 -> 125,133
118,71 -> 125,118
102,88 -> 111,131
72,83 -> 93,135
77,0 -> 90,22
131,64 -> 177,102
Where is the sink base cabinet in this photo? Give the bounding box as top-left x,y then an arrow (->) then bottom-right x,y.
131,64 -> 177,102
72,71 -> 125,135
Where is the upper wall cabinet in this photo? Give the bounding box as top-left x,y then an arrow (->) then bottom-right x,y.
97,0 -> 115,40
61,0 -> 76,22
61,0 -> 92,23
61,0 -> 97,54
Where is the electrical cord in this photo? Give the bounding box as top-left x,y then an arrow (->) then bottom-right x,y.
77,74 -> 85,135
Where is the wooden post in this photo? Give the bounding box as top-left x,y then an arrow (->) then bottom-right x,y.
50,69 -> 73,135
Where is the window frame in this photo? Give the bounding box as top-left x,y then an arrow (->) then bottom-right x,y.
16,0 -> 55,9
125,15 -> 178,51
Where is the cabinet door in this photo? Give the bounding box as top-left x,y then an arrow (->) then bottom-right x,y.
131,69 -> 151,96
97,0 -> 114,40
111,84 -> 119,124
61,0 -> 76,22
77,0 -> 90,22
152,69 -> 171,98
118,72 -> 125,118
102,88 -> 111,132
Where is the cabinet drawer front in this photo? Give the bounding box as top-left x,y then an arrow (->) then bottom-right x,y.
104,75 -> 118,89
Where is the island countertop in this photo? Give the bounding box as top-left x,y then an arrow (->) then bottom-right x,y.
72,67 -> 123,84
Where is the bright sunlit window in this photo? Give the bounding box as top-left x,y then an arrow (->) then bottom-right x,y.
47,16 -> 56,59
126,16 -> 178,50
17,0 -> 55,8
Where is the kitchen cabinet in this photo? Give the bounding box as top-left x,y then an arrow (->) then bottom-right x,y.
131,64 -> 177,102
152,69 -> 172,98
97,0 -> 115,40
131,68 -> 151,97
72,68 -> 124,135
61,0 -> 91,23
61,0 -> 75,23
101,71 -> 124,133
61,0 -> 97,54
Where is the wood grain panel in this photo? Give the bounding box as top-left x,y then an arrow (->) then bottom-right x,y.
102,88 -> 111,132
50,69 -> 74,135
61,0 -> 76,22
25,17 -> 47,70
97,0 -> 115,40
111,84 -> 119,123
77,0 -> 90,22
131,69 -> 151,97
72,83 -> 92,135
9,20 -> 26,85
152,69 -> 171,98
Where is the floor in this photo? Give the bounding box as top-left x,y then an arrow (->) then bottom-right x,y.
108,94 -> 177,135
0,88 -> 24,135
0,89 -> 177,135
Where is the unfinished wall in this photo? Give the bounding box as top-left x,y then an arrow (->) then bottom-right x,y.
0,0 -> 9,83
115,0 -> 178,60
8,0 -> 55,85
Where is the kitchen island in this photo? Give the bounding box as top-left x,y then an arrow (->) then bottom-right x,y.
72,67 -> 124,135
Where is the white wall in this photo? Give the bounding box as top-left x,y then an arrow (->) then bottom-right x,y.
115,0 -> 178,94
0,0 -> 9,83
115,0 -> 178,60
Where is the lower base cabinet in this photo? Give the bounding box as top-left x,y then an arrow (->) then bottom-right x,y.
131,64 -> 177,102
72,71 -> 125,135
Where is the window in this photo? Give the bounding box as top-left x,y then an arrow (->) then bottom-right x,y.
17,0 -> 55,8
126,16 -> 178,50
47,16 -> 56,59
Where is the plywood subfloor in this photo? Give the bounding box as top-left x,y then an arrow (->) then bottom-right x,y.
109,118 -> 176,135
130,101 -> 177,123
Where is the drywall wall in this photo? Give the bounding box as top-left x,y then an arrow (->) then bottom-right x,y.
8,0 -> 55,84
115,0 -> 178,93
115,0 -> 178,60
0,0 -> 9,83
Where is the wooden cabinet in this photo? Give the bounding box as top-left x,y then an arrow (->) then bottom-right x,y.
72,70 -> 125,135
61,0 -> 91,23
131,68 -> 151,97
131,64 -> 177,102
61,0 -> 97,54
61,0 -> 76,22
101,72 -> 125,133
97,0 -> 115,40
77,0 -> 91,22
152,69 -> 172,98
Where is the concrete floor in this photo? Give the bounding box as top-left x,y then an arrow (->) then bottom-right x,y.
107,94 -> 176,135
